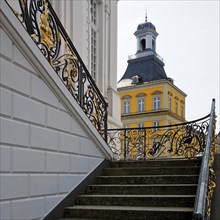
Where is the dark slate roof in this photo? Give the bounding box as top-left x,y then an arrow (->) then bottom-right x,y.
137,22 -> 156,31
119,54 -> 168,84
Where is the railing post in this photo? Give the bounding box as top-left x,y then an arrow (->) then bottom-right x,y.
143,129 -> 147,160
78,65 -> 84,108
123,129 -> 127,160
104,107 -> 108,142
193,99 -> 216,220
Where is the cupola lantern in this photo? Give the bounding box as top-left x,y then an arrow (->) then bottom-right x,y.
134,13 -> 158,53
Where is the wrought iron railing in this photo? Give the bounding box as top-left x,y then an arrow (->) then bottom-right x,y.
7,0 -> 108,141
107,115 -> 211,160
193,99 -> 216,220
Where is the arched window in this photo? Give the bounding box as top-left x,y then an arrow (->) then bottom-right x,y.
140,39 -> 146,51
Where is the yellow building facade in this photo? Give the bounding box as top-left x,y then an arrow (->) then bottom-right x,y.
117,15 -> 186,128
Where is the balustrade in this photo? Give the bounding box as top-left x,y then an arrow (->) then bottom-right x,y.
6,0 -> 108,141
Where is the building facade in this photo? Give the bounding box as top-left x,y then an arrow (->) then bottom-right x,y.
51,0 -> 122,128
0,1 -> 114,219
118,16 -> 187,128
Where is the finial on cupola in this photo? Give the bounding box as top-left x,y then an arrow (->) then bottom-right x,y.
145,8 -> 148,22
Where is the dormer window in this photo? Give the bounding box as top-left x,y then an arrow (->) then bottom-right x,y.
131,75 -> 141,84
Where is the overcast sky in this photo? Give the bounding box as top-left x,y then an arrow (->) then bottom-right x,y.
117,0 -> 220,132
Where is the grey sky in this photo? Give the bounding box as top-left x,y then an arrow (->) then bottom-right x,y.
117,0 -> 220,131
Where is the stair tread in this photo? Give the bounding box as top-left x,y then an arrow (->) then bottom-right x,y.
78,194 -> 195,198
112,158 -> 200,162
97,174 -> 199,177
105,166 -> 199,169
66,205 -> 193,212
60,159 -> 200,219
88,183 -> 197,186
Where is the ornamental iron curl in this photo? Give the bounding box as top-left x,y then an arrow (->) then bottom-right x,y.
107,115 -> 210,160
8,0 -> 108,140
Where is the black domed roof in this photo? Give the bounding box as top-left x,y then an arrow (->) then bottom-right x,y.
137,22 -> 156,31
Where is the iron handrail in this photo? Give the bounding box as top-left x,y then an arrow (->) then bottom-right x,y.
47,2 -> 108,141
6,0 -> 108,141
193,99 -> 216,220
107,113 -> 211,160
108,114 -> 210,131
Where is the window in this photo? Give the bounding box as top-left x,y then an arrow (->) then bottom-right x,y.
91,28 -> 97,80
88,0 -> 98,81
140,39 -> 146,51
153,121 -> 160,131
153,97 -> 160,110
152,38 -> 156,51
168,91 -> 173,111
138,98 -> 145,112
138,123 -> 144,128
131,75 -> 141,84
175,101 -> 178,114
124,124 -> 129,129
181,105 -> 184,117
90,0 -> 97,25
123,100 -> 130,114
168,97 -> 172,110
136,93 -> 146,112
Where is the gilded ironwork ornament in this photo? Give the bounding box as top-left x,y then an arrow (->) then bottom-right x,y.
39,1 -> 54,52
107,115 -> 210,160
206,115 -> 216,217
11,0 -> 108,140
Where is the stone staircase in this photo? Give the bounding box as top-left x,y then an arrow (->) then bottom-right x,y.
59,159 -> 201,220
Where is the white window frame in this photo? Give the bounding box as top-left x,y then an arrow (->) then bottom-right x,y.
175,101 -> 178,114
88,0 -> 98,81
124,124 -> 130,129
138,123 -> 144,128
138,98 -> 145,112
90,0 -> 97,25
123,100 -> 130,114
168,97 -> 172,110
181,105 -> 184,117
153,121 -> 160,131
90,27 -> 97,81
153,96 -> 160,110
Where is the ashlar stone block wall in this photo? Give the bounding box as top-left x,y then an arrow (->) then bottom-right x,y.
0,2 -> 112,219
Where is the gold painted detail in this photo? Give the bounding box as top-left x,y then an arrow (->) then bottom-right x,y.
64,44 -> 78,94
119,129 -> 146,160
39,0 -> 54,51
206,115 -> 216,217
19,0 -> 25,10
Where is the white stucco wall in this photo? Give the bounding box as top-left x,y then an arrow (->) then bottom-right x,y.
0,1 -> 112,219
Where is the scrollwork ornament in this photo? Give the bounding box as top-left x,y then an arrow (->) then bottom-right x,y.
206,114 -> 216,218
39,0 -> 54,62
13,0 -> 107,140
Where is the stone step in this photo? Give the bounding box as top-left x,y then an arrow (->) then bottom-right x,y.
85,183 -> 197,195
110,159 -> 201,168
64,205 -> 193,220
76,194 -> 195,207
103,166 -> 200,176
95,175 -> 199,185
59,219 -> 93,220
59,159 -> 201,219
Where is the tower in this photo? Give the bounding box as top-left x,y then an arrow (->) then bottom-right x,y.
135,13 -> 158,53
117,15 -> 187,128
